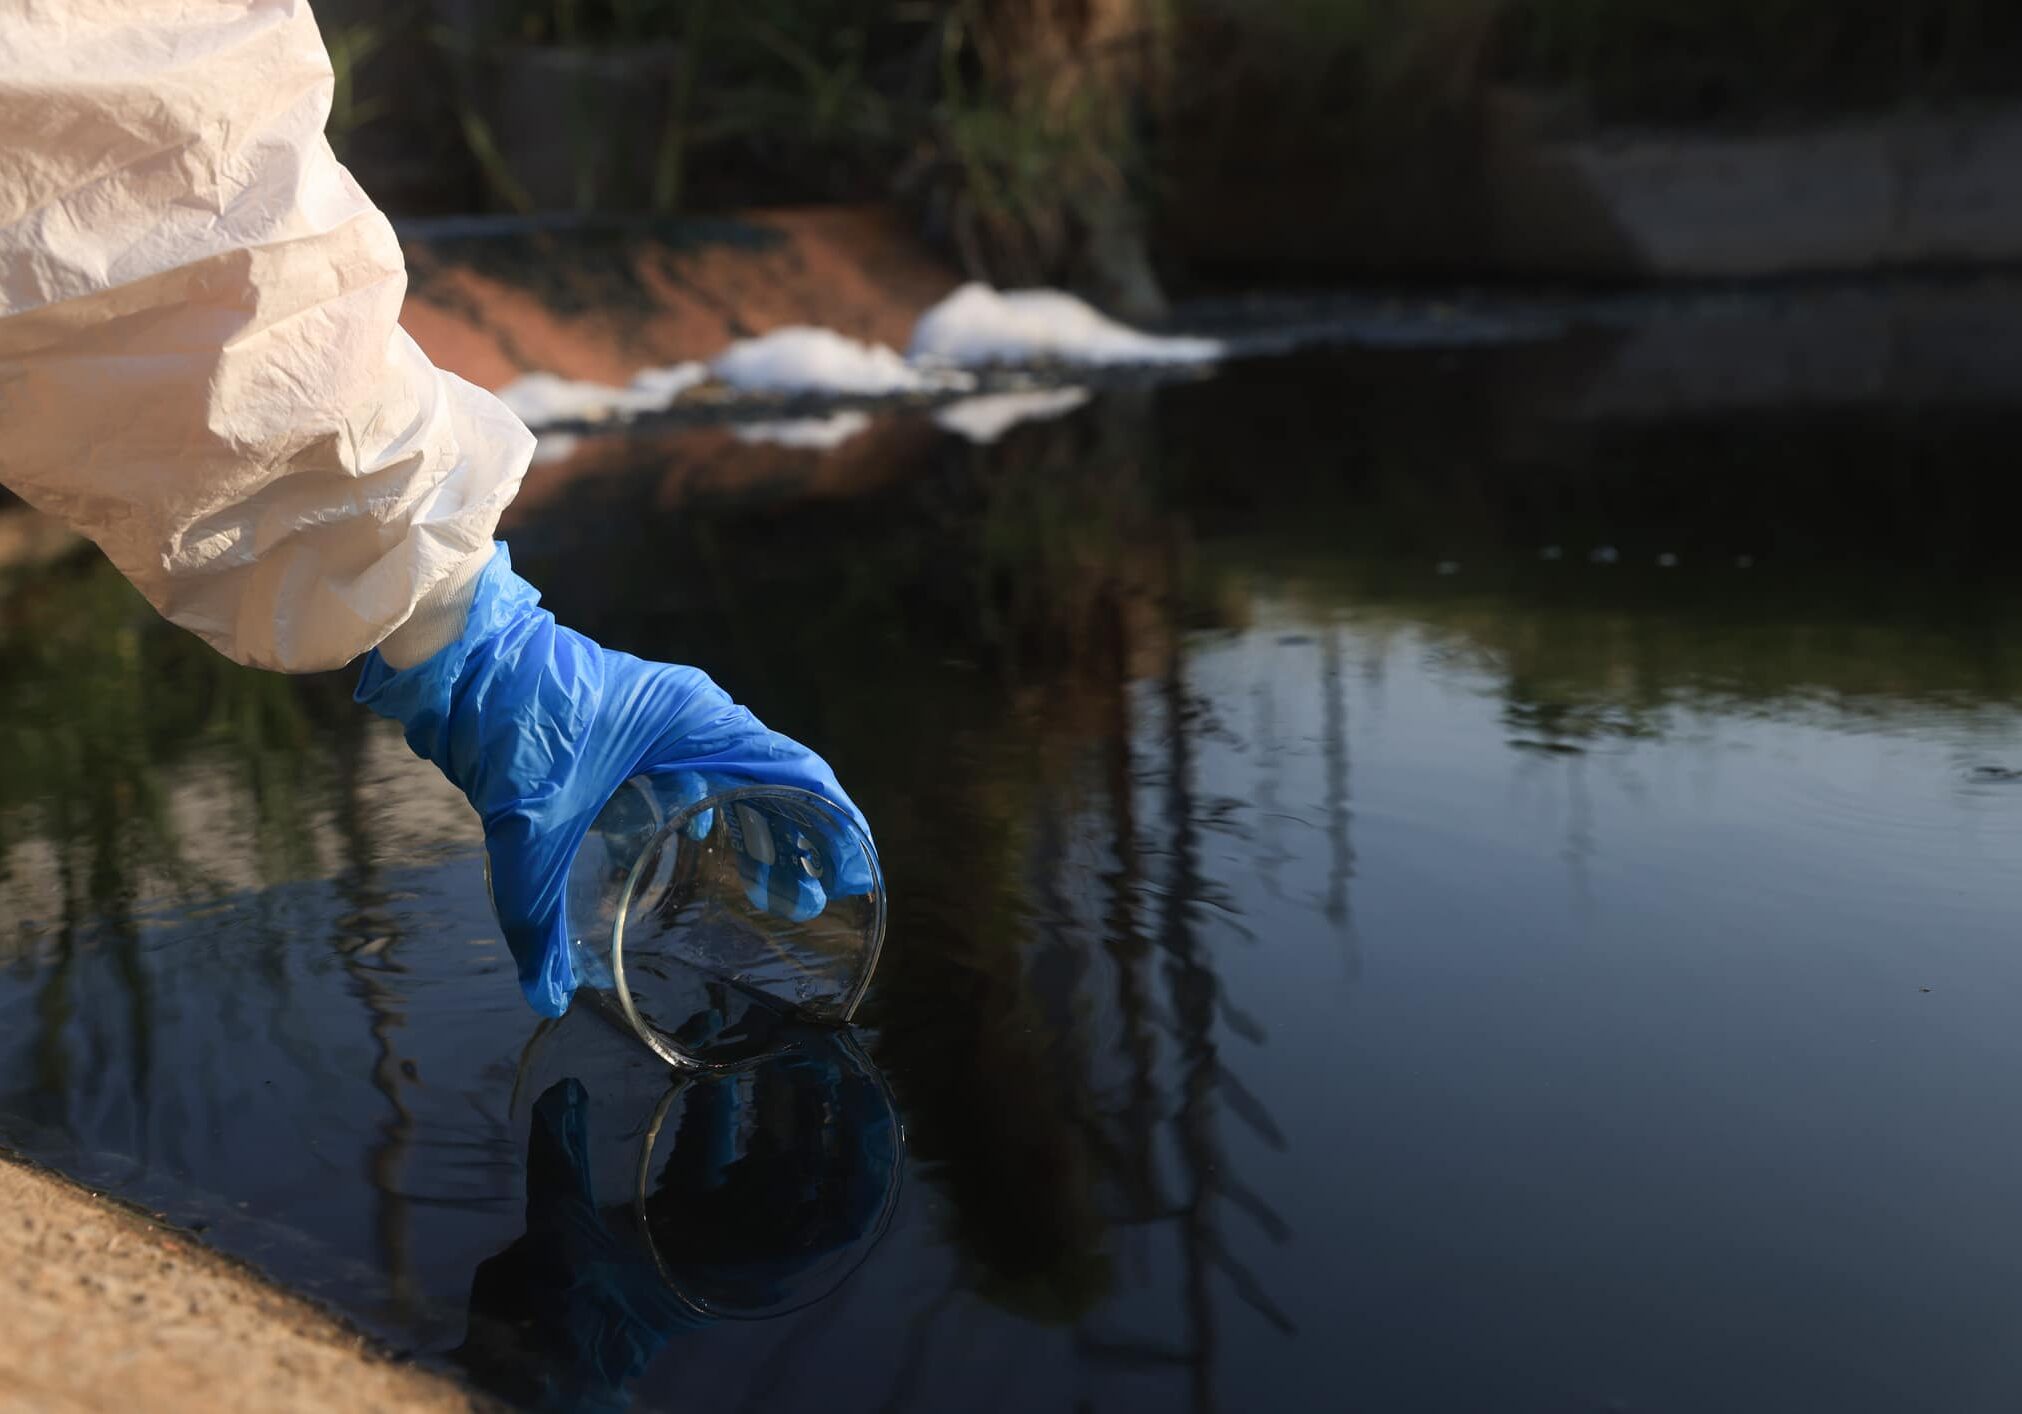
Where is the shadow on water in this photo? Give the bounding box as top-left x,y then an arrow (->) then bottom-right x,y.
6,329 -> 2022,1410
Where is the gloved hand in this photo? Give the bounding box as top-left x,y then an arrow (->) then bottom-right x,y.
670,769 -> 879,924
355,543 -> 872,1017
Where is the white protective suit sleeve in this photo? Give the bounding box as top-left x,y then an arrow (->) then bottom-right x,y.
0,0 -> 531,672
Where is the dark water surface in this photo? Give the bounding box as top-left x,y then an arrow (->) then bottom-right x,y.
6,331 -> 2022,1412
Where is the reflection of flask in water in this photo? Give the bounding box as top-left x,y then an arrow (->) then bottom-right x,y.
635,1034 -> 904,1318
500,772 -> 887,1069
462,1015 -> 905,1409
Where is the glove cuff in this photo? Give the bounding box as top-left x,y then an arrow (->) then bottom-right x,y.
376,545 -> 492,669
354,541 -> 545,783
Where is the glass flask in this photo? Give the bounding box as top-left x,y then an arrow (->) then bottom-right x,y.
501,773 -> 887,1069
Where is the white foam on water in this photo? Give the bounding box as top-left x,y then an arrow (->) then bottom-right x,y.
711,327 -> 964,396
909,283 -> 1223,367
626,363 -> 711,401
933,387 -> 1092,444
496,285 -> 1223,437
495,363 -> 708,428
731,412 -> 874,450
528,431 -> 582,465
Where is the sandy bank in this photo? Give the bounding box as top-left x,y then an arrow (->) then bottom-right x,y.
0,1157 -> 483,1414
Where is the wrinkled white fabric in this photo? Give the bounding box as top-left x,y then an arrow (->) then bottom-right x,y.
0,0 -> 530,671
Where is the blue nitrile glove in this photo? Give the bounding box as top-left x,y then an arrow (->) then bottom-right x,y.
355,544 -> 872,1017
715,785 -> 878,922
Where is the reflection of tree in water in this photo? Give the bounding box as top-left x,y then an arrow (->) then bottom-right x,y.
1502,691 -> 1661,752
790,554 -> 1282,1405
327,705 -> 423,1323
1099,592 -> 1161,1223
1251,680 -> 1291,903
0,551 -> 425,1310
10,334 -> 2022,1410
1072,613 -> 1294,1412
48,373 -> 2005,1401
0,557 -> 360,918
864,600 -> 1294,1412
692,406 -> 1296,1410
1319,626 -> 1358,973
793,413 -> 1152,1405
0,563 -> 185,1140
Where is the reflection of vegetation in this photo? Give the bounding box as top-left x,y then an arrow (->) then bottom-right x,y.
10,351 -> 2003,1398
0,563 -> 189,914
0,552 -> 352,923
1236,556 -> 2022,743
528,382 -> 2022,1401
970,393 -> 1169,678
0,550 -> 441,1296
515,371 -> 2022,1387
1159,353 -> 2022,738
520,407 -> 1275,1386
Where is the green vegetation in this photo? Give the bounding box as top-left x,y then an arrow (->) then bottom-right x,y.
368,0 -> 2022,281
325,19 -> 394,160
